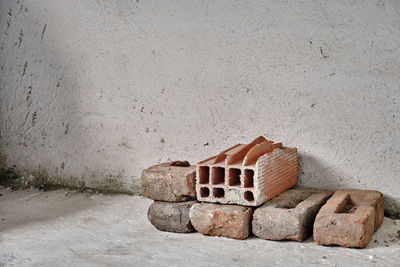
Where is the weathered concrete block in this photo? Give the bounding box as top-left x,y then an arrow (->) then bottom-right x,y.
141,161 -> 196,202
196,136 -> 298,206
252,188 -> 333,241
147,200 -> 197,233
189,202 -> 252,239
313,189 -> 384,248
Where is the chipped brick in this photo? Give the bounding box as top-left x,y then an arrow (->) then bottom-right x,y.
147,200 -> 197,233
313,189 -> 384,248
196,136 -> 298,206
189,202 -> 252,239
141,161 -> 196,202
252,188 -> 333,241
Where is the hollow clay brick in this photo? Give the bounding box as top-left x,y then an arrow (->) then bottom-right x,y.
147,200 -> 197,233
141,161 -> 196,202
252,188 -> 333,241
313,189 -> 384,248
189,202 -> 252,239
196,136 -> 298,206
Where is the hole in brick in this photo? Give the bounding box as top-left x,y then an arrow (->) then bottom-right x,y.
212,167 -> 225,185
244,169 -> 254,188
228,168 -> 241,186
278,192 -> 315,209
200,187 -> 210,198
171,161 -> 190,167
244,191 -> 254,202
337,195 -> 357,214
199,166 -> 209,184
213,188 -> 225,198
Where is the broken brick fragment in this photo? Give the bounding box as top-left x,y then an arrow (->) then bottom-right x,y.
141,161 -> 196,202
196,136 -> 298,206
189,202 -> 252,239
252,188 -> 333,241
147,200 -> 197,233
313,189 -> 384,248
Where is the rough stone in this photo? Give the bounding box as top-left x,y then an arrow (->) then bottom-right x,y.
147,200 -> 197,233
141,161 -> 196,202
189,202 -> 252,239
252,188 -> 333,241
313,189 -> 384,248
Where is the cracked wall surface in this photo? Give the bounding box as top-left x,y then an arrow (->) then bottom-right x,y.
0,0 -> 399,215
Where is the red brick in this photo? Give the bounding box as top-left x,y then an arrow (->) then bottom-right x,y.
196,136 -> 298,206
189,203 -> 252,239
141,161 -> 196,202
313,189 -> 384,248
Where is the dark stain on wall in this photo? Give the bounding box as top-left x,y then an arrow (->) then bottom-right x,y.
22,61 -> 27,76
16,29 -> 23,47
64,123 -> 69,135
41,24 -> 47,40
26,85 -> 32,105
32,111 -> 37,126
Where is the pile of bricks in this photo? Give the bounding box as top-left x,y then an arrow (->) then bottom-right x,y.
142,161 -> 197,233
142,137 -> 384,248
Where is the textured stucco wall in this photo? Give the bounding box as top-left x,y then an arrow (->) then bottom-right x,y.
0,1 -> 399,215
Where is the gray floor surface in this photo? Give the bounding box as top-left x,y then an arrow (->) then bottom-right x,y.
1,187 -> 399,266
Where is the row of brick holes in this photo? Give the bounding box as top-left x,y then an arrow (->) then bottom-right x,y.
199,166 -> 254,188
199,187 -> 254,202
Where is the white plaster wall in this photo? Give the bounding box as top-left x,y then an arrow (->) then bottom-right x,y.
0,1 -> 399,214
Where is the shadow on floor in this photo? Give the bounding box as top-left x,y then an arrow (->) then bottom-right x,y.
0,188 -> 100,232
297,152 -> 400,219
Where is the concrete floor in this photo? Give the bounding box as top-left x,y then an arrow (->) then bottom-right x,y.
0,187 -> 399,267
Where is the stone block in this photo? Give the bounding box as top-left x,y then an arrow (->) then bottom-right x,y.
147,200 -> 197,233
189,202 -> 252,239
313,189 -> 384,248
141,161 -> 196,202
196,136 -> 298,206
252,188 -> 333,241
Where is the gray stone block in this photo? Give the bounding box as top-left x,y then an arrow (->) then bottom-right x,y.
252,188 -> 333,241
147,200 -> 197,233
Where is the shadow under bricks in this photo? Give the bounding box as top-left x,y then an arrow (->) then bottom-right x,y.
297,152 -> 400,219
360,217 -> 400,249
